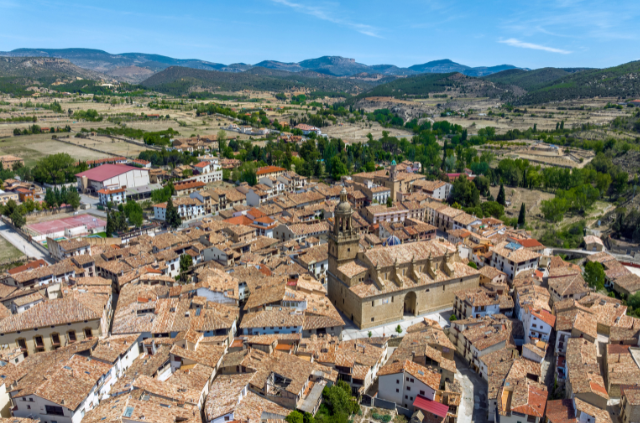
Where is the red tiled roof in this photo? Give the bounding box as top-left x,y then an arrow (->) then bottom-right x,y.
75,164 -> 147,182
295,124 -> 318,131
8,259 -> 47,275
257,264 -> 272,276
530,307 -> 556,327
174,180 -> 206,190
248,208 -> 266,219
519,239 -> 544,248
224,216 -> 253,226
590,381 -> 608,396
413,395 -> 448,418
97,188 -> 126,195
256,166 -> 285,176
194,161 -> 210,168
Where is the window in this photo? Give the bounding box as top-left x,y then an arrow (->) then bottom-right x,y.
84,328 -> 93,339
68,331 -> 77,342
405,395 -> 408,399
396,380 -> 399,384
407,386 -> 411,391
396,389 -> 399,392
420,390 -> 425,395
45,405 -> 65,416
371,317 -> 374,322
410,378 -> 414,382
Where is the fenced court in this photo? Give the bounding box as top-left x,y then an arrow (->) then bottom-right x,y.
26,215 -> 106,241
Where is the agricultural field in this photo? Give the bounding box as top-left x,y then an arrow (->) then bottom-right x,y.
64,135 -> 150,158
488,185 -> 614,238
0,133 -> 111,167
323,120 -> 414,144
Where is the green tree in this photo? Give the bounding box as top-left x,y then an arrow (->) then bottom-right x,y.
395,324 -> 402,335
330,156 -> 348,180
518,203 -> 526,227
583,261 -> 606,290
165,197 -> 182,229
628,292 -> 640,311
450,175 -> 480,208
10,210 -> 25,228
440,140 -> 448,170
124,200 -> 144,228
468,261 -> 478,269
481,201 -> 504,219
368,331 -> 372,338
322,381 -> 359,418
179,253 -> 193,275
386,196 -> 393,208
106,210 -> 116,236
286,411 -> 304,423
32,153 -> 79,184
497,184 -> 506,206
449,314 -> 457,321
66,189 -> 81,209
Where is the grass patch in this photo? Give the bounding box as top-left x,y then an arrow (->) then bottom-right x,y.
0,236 -> 25,262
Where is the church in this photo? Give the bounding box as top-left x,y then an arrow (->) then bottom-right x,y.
327,188 -> 481,329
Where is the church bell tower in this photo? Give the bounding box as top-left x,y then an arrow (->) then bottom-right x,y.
328,188 -> 360,285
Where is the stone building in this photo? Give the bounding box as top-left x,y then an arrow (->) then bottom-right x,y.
327,188 -> 480,329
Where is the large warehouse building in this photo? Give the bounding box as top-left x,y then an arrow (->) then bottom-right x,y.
76,164 -> 150,194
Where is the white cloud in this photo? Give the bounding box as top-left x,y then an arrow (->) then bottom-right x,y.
270,0 -> 382,38
499,38 -> 571,54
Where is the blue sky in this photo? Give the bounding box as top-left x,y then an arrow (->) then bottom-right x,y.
1,0 -> 639,69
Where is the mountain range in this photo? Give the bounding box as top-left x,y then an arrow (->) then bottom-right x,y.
0,48 -> 524,82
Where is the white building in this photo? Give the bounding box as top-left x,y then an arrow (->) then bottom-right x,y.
489,241 -> 541,281
246,184 -> 277,207
411,180 -> 451,201
90,334 -> 141,383
294,124 -> 322,136
97,187 -> 126,206
522,306 -> 555,343
190,161 -> 223,184
154,197 -> 205,222
76,164 -> 150,193
11,354 -> 113,423
377,359 -> 442,411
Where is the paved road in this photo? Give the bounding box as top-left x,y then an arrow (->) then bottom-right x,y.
340,307 -> 453,340
455,355 -> 489,423
0,221 -> 52,263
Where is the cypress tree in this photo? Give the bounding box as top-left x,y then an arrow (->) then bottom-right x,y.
106,211 -> 116,236
166,197 -> 182,229
518,203 -> 526,227
440,140 -> 448,171
497,184 -> 506,206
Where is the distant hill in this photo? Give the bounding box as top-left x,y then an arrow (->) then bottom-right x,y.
483,68 -> 574,92
517,61 -> 640,104
140,66 -> 385,95
0,48 -> 526,80
408,59 -> 470,74
0,56 -> 111,82
349,72 -> 511,102
0,48 -> 228,74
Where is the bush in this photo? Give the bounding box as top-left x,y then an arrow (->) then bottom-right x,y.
371,412 -> 392,423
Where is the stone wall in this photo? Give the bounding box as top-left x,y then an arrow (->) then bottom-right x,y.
85,237 -> 121,246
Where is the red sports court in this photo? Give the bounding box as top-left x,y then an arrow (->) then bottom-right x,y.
27,215 -> 106,236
